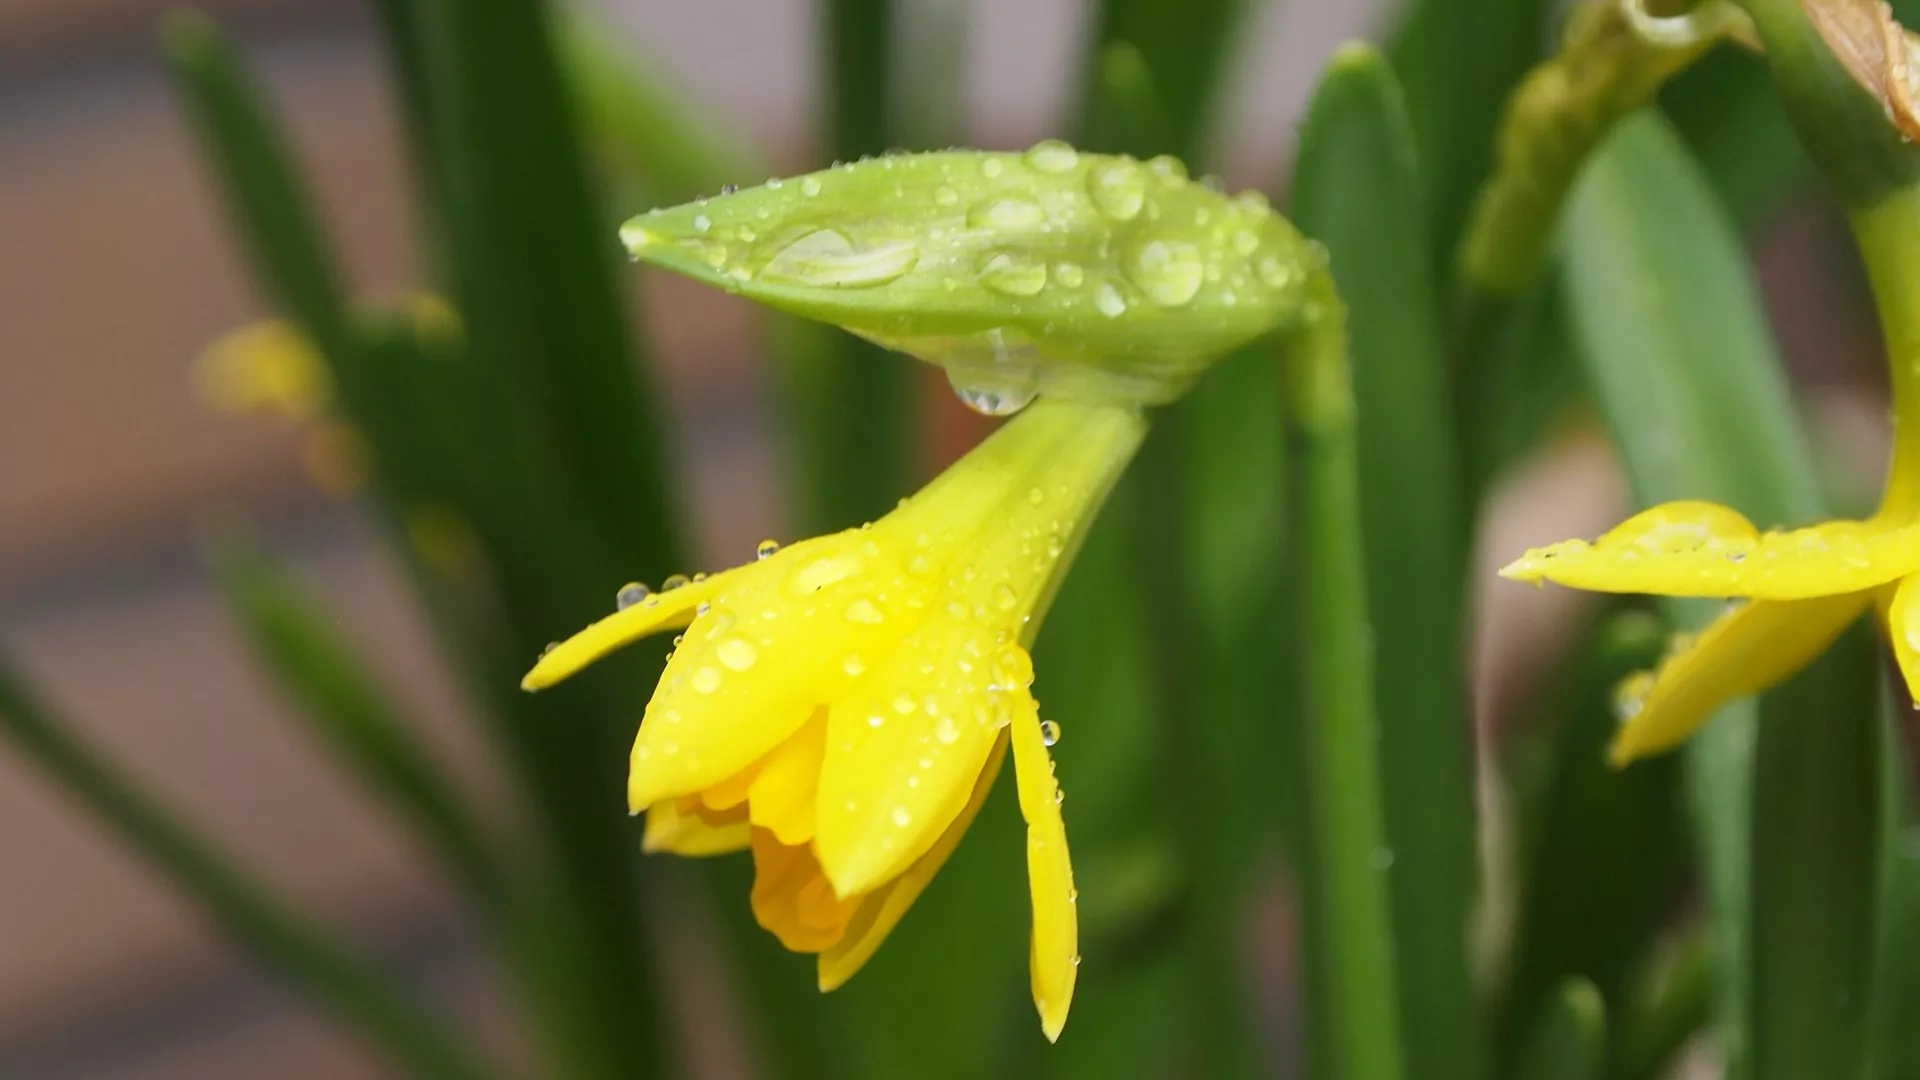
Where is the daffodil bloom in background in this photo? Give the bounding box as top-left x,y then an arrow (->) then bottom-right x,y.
523,397 -> 1145,1039
1499,280 -> 1920,764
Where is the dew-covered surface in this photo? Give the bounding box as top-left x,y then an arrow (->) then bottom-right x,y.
620,142 -> 1323,412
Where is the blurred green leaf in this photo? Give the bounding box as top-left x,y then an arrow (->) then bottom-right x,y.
1614,928 -> 1718,1080
1083,0 -> 1250,162
1389,0 -> 1552,273
1079,43 -> 1175,160
210,536 -> 500,902
1661,49 -> 1812,231
1497,612 -> 1688,1077
164,13 -> 350,357
1561,111 -> 1883,1080
563,19 -> 758,207
1293,43 -> 1482,1080
0,655 -> 496,1080
1518,979 -> 1606,1080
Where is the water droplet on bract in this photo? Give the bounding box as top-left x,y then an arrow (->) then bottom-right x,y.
1372,847 -> 1395,871
1127,238 -> 1205,306
1024,139 -> 1079,173
1040,719 -> 1061,746
968,195 -> 1046,231
935,716 -> 960,744
662,573 -> 690,591
1086,159 -> 1146,221
1052,261 -> 1085,289
1257,254 -> 1296,289
1232,229 -> 1259,256
931,184 -> 960,208
893,694 -> 917,715
716,637 -> 758,671
691,666 -> 723,694
1147,155 -> 1188,184
977,251 -> 1048,296
981,158 -> 1005,178
758,229 -> 918,288
800,176 -> 823,196
844,598 -> 885,624
948,369 -> 1038,416
891,806 -> 913,827
1027,487 -> 1045,505
692,214 -> 711,233
1093,282 -> 1128,317
616,581 -> 653,609
756,538 -> 781,560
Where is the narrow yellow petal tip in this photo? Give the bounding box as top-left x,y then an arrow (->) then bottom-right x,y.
1497,556 -> 1539,581
817,961 -> 850,994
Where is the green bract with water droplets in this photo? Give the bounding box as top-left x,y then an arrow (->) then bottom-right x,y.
619,141 -> 1322,410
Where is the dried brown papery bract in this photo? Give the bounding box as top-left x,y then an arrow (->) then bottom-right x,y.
1805,0 -> 1920,140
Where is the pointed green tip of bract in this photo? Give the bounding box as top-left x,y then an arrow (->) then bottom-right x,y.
619,143 -> 1320,406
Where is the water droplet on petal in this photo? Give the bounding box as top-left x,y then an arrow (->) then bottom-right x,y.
716,637 -> 758,671
1093,282 -> 1128,317
993,583 -> 1019,611
977,251 -> 1048,296
616,582 -> 653,609
844,654 -> 866,677
868,714 -> 885,728
1086,159 -> 1146,221
894,694 -> 917,715
891,805 -> 913,827
968,195 -> 1045,230
1127,238 -> 1204,306
935,716 -> 960,744
758,229 -> 918,288
1040,719 -> 1061,746
541,641 -> 559,657
662,573 -> 691,591
691,666 -> 722,694
1027,487 -> 1045,505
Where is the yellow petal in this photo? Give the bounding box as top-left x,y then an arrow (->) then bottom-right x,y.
749,829 -> 862,952
1882,572 -> 1920,704
1610,592 -> 1870,765
812,627 -> 1022,899
628,534 -> 940,808
522,575 -> 725,690
748,709 -> 829,845
642,798 -> 751,856
818,734 -> 1009,991
1010,693 -> 1076,1042
1500,500 -> 1920,599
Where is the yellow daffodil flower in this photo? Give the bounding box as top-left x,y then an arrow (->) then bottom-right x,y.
1500,357 -> 1920,764
522,396 -> 1147,1041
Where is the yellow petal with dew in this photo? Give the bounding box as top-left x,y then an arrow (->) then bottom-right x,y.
522,574 -> 726,690
749,829 -> 863,952
642,798 -> 750,857
627,531 -> 942,808
1010,685 -> 1077,1042
1881,571 -> 1920,705
1609,592 -> 1870,765
818,734 -> 1008,991
1500,500 -> 1920,599
813,623 -> 1022,898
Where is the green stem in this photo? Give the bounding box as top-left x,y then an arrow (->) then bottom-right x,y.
0,655 -> 497,1080
1281,274 -> 1406,1080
